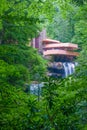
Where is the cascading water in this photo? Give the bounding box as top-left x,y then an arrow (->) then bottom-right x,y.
63,62 -> 78,77
47,62 -> 78,78
30,82 -> 44,95
29,62 -> 78,94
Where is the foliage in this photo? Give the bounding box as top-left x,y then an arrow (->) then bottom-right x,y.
40,75 -> 87,130
0,51 -> 46,130
42,1 -> 87,129
47,9 -> 76,42
0,69 -> 87,130
71,0 -> 86,5
0,83 -> 40,130
0,0 -> 56,44
47,0 -> 87,49
0,0 -> 87,130
71,2 -> 87,47
0,44 -> 47,130
0,60 -> 29,86
0,44 -> 47,81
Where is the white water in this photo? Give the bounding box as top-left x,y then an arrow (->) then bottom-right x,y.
63,62 -> 77,77
30,82 -> 44,95
30,62 -> 78,94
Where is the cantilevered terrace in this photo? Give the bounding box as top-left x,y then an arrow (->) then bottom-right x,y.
42,39 -> 79,57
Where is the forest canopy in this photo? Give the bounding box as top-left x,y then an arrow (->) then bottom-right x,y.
0,0 -> 87,130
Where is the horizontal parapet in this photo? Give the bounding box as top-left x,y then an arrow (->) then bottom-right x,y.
43,43 -> 78,50
42,39 -> 60,44
43,49 -> 79,57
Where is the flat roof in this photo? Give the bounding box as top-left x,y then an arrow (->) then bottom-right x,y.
42,39 -> 60,44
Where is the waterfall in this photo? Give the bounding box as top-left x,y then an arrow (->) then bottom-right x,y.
30,82 -> 44,95
63,62 -> 77,77
29,62 -> 78,94
63,63 -> 69,77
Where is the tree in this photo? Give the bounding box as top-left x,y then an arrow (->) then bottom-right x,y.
0,50 -> 46,130
0,0 -> 87,129
0,0 -> 56,44
47,9 -> 76,42
0,44 -> 47,81
71,2 -> 87,47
